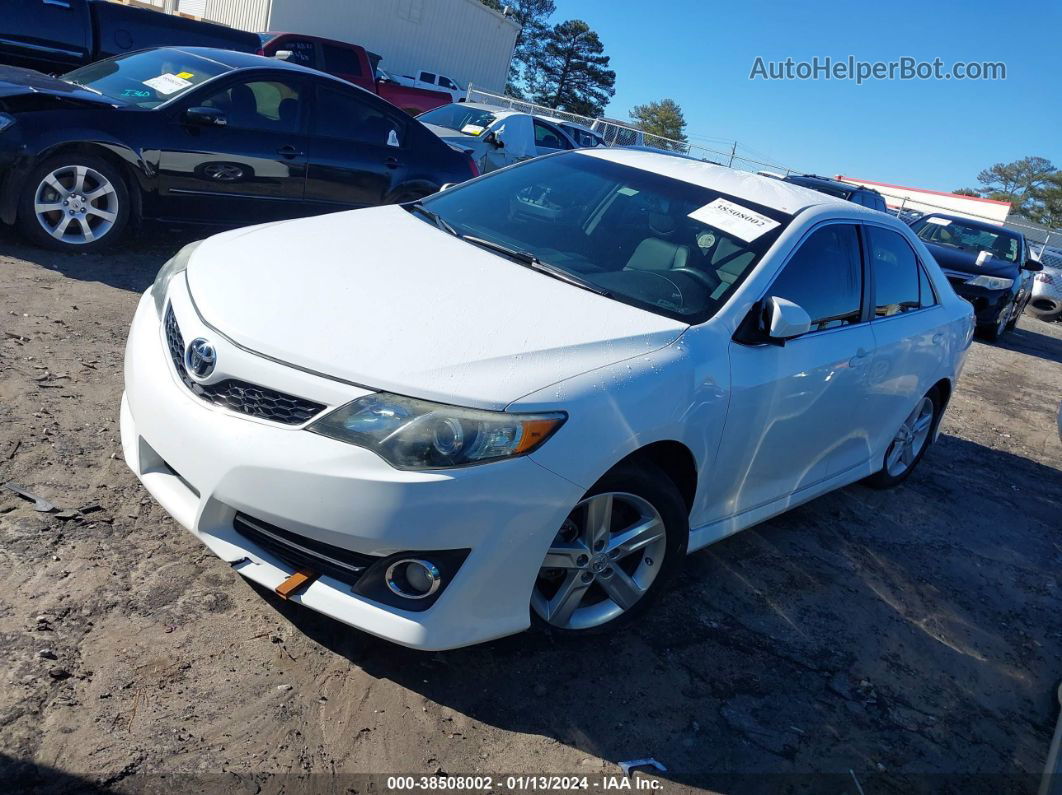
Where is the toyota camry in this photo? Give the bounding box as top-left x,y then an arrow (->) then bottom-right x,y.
121,149 -> 974,649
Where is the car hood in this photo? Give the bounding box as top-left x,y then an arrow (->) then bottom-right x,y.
185,206 -> 687,409
922,241 -> 1018,278
0,65 -> 123,108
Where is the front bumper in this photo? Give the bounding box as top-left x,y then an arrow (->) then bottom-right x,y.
943,274 -> 1012,326
120,284 -> 583,649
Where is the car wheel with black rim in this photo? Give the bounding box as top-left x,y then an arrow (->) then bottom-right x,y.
530,462 -> 688,636
865,389 -> 940,489
18,154 -> 130,252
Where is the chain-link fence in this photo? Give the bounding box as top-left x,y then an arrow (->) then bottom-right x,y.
464,86 -> 796,173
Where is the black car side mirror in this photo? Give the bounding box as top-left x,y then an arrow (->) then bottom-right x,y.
184,106 -> 227,127
1023,258 -> 1043,272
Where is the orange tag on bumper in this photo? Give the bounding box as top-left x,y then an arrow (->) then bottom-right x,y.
274,570 -> 317,600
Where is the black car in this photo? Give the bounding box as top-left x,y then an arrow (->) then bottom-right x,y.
783,174 -> 889,212
909,213 -> 1041,340
0,47 -> 477,250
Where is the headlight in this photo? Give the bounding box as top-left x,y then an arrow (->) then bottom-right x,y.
0,113 -> 15,133
965,274 -> 1013,290
151,240 -> 203,316
308,392 -> 566,470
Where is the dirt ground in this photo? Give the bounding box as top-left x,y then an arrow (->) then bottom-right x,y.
0,224 -> 1060,794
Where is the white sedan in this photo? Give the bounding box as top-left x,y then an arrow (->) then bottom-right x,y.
121,149 -> 974,649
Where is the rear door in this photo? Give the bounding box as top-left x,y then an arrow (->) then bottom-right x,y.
863,223 -> 948,460
155,73 -> 309,224
302,80 -> 408,210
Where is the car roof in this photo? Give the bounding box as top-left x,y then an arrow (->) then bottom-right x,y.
785,174 -> 866,193
160,46 -> 325,75
578,149 -> 851,215
916,212 -> 1024,237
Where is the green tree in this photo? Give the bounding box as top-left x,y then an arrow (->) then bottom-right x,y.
630,98 -> 688,149
1031,172 -> 1062,228
976,156 -> 1056,214
479,0 -> 556,96
530,20 -> 616,116
952,187 -> 981,197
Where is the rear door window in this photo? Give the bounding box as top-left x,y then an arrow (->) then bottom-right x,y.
321,44 -> 362,76
868,226 -> 921,316
312,83 -> 405,146
768,224 -> 864,331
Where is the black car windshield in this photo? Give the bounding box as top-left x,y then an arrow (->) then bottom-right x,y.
61,49 -> 231,108
418,153 -> 792,323
911,216 -> 1020,263
417,104 -> 497,135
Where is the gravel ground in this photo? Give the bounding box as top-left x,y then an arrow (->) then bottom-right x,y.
0,225 -> 1060,794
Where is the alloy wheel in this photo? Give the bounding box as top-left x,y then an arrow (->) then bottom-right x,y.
532,491 -> 667,630
33,165 -> 119,245
996,301 -> 1012,337
884,396 -> 934,477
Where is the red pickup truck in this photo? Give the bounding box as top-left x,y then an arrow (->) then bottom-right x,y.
257,33 -> 450,115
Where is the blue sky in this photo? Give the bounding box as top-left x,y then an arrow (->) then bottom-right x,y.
552,0 -> 1061,191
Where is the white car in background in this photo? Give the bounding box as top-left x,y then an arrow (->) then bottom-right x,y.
416,102 -> 578,173
395,69 -> 465,102
122,149 -> 974,650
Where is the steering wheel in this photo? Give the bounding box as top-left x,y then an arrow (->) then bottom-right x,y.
670,267 -> 720,292
638,270 -> 685,307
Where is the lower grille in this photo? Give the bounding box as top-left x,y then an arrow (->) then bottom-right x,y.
164,306 -> 325,426
233,512 -> 379,588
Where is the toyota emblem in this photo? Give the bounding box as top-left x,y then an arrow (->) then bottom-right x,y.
185,338 -> 217,379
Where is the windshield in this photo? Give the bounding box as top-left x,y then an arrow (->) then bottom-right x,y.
61,49 -> 231,108
912,216 -> 1020,263
417,104 -> 498,135
418,153 -> 792,323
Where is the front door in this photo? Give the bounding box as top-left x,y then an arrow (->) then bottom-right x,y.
712,222 -> 875,520
156,75 -> 309,224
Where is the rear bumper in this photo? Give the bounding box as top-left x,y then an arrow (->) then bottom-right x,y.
121,287 -> 584,649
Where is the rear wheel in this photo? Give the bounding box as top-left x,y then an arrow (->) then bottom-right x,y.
18,153 -> 130,251
865,389 -> 939,489
530,463 -> 688,636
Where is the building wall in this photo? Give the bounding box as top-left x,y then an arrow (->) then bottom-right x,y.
836,175 -> 1012,224
202,0 -> 270,32
203,0 -> 519,93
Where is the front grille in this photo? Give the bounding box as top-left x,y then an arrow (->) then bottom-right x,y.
233,512 -> 379,588
164,306 -> 325,426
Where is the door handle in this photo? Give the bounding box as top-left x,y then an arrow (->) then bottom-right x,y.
848,348 -> 869,367
277,145 -> 303,159
384,157 -> 400,169
932,333 -> 945,344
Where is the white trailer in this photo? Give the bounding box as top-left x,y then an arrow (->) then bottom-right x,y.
835,175 -> 1012,225
201,0 -> 519,92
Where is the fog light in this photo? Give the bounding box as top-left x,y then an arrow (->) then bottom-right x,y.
385,559 -> 442,599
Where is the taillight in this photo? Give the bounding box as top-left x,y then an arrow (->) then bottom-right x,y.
465,152 -> 479,178
256,48 -> 265,56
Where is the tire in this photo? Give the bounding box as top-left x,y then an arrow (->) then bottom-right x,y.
864,388 -> 941,489
530,461 -> 689,637
1027,297 -> 1062,323
17,153 -> 131,252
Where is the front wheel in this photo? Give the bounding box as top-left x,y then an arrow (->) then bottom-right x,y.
977,298 -> 1014,341
17,153 -> 130,251
530,463 -> 688,636
865,390 -> 939,489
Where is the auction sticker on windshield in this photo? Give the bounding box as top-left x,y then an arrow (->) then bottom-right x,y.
689,198 -> 780,242
143,73 -> 193,95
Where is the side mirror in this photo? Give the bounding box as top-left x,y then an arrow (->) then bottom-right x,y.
272,50 -> 293,61
183,106 -> 227,127
765,296 -> 812,343
1023,258 -> 1043,272
484,131 -> 504,149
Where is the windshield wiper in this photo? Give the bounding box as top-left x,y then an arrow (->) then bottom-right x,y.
461,235 -> 612,297
406,202 -> 458,237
